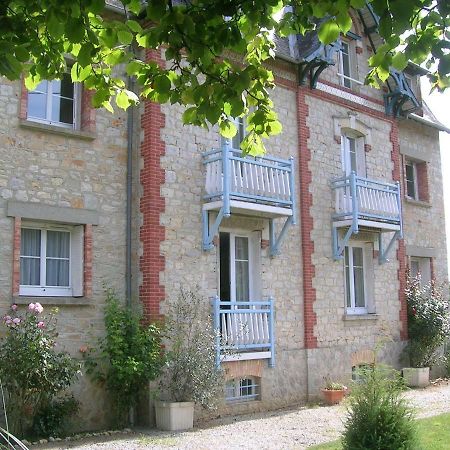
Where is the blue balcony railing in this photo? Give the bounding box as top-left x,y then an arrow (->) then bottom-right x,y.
203,145 -> 295,214
212,297 -> 275,368
332,172 -> 402,228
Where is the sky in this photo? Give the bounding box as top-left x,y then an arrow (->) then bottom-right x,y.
421,81 -> 450,276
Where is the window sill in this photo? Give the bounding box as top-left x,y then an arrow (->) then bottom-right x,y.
19,119 -> 96,141
13,296 -> 92,306
343,313 -> 379,322
405,198 -> 431,208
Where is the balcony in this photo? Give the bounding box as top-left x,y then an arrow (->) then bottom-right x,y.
202,143 -> 296,255
331,172 -> 403,262
212,297 -> 275,368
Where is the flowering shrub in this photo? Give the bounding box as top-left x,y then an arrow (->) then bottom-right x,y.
0,303 -> 79,437
405,275 -> 450,368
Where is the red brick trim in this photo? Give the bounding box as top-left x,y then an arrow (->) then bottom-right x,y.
84,224 -> 93,298
355,47 -> 363,55
80,89 -> 96,133
297,88 -> 318,349
12,217 -> 21,297
19,79 -> 28,120
139,49 -> 166,322
390,122 -> 408,340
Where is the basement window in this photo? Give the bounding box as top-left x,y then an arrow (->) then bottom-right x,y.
225,377 -> 260,403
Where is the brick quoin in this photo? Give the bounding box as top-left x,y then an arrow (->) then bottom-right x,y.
390,122 -> 408,341
139,49 -> 166,322
297,87 -> 318,349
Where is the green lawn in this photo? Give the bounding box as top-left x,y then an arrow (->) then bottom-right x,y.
308,412 -> 450,450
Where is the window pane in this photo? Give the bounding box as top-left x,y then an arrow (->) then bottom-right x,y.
46,259 -> 70,286
349,138 -> 357,172
21,229 -> 41,256
235,237 -> 249,261
344,248 -> 351,307
235,261 -> 249,301
51,96 -> 74,124
410,260 -> 420,278
354,267 -> 365,307
28,91 -> 47,120
352,247 -> 363,267
60,74 -> 74,99
47,231 -> 70,258
20,258 -> 40,285
405,163 -> 416,197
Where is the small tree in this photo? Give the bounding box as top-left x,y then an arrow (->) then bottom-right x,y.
159,289 -> 223,408
0,303 -> 79,437
342,365 -> 417,450
84,288 -> 163,425
405,276 -> 450,368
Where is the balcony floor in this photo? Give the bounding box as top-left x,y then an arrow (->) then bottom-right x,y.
203,199 -> 293,219
333,217 -> 401,232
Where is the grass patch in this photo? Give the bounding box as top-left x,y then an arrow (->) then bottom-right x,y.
308,412 -> 450,450
138,435 -> 179,446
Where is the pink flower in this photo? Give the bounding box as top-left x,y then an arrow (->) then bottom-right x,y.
34,303 -> 44,314
11,304 -> 18,311
3,315 -> 11,322
37,321 -> 45,329
5,319 -> 12,326
28,303 -> 36,311
79,346 -> 89,354
12,318 -> 21,325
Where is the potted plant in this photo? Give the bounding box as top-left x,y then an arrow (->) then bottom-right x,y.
321,379 -> 348,405
155,290 -> 223,431
402,276 -> 450,388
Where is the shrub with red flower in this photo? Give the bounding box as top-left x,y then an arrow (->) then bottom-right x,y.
0,303 -> 79,437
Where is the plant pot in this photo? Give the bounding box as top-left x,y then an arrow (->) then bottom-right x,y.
155,401 -> 195,431
402,367 -> 430,388
321,388 -> 346,405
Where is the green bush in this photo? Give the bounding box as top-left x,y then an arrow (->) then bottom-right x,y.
85,288 -> 163,425
32,395 -> 79,438
405,276 -> 450,368
159,289 -> 223,408
342,365 -> 417,450
0,303 -> 79,437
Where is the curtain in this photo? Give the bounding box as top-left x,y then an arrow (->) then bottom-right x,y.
46,231 -> 70,287
20,229 -> 41,285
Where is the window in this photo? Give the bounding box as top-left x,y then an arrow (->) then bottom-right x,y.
221,117 -> 245,150
225,377 -> 260,402
344,243 -> 373,314
341,134 -> 366,177
410,257 -> 432,285
27,73 -> 79,128
338,41 -> 352,88
19,224 -> 84,297
405,159 -> 429,202
220,231 -> 260,302
405,160 -> 418,199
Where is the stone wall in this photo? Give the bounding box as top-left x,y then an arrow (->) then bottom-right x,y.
0,76 -> 129,431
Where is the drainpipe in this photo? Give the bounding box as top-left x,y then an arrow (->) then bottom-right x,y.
125,76 -> 134,309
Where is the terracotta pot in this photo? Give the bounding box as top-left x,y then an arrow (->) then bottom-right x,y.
321,388 -> 347,405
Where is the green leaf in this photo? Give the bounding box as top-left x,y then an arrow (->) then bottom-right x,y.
24,73 -> 41,91
392,53 -> 408,71
66,19 -> 85,43
153,75 -> 171,94
219,119 -> 237,139
78,43 -> 94,67
336,12 -> 352,35
14,46 -> 29,63
318,20 -> 340,45
116,91 -> 131,110
147,0 -> 167,21
47,12 -> 65,39
118,30 -> 133,46
126,20 -> 142,33
182,107 -> 197,123
89,0 -> 105,15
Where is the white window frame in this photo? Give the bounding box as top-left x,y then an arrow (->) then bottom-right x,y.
410,256 -> 432,285
230,232 -> 254,303
341,133 -> 366,177
221,116 -> 246,151
344,243 -> 371,315
337,41 -> 363,89
225,377 -> 260,403
405,159 -> 419,200
19,223 -> 80,297
27,76 -> 81,130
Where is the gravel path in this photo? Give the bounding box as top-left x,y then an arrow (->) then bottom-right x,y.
35,380 -> 450,450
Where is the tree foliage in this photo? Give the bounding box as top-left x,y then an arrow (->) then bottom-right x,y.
0,0 -> 449,154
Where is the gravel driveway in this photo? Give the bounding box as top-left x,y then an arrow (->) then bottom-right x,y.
34,380 -> 450,450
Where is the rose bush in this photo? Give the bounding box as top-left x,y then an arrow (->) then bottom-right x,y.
0,303 -> 79,437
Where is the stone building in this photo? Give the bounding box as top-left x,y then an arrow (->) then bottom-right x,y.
0,5 -> 448,429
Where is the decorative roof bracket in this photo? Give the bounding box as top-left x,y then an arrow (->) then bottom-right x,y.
269,216 -> 295,257
378,230 -> 402,264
